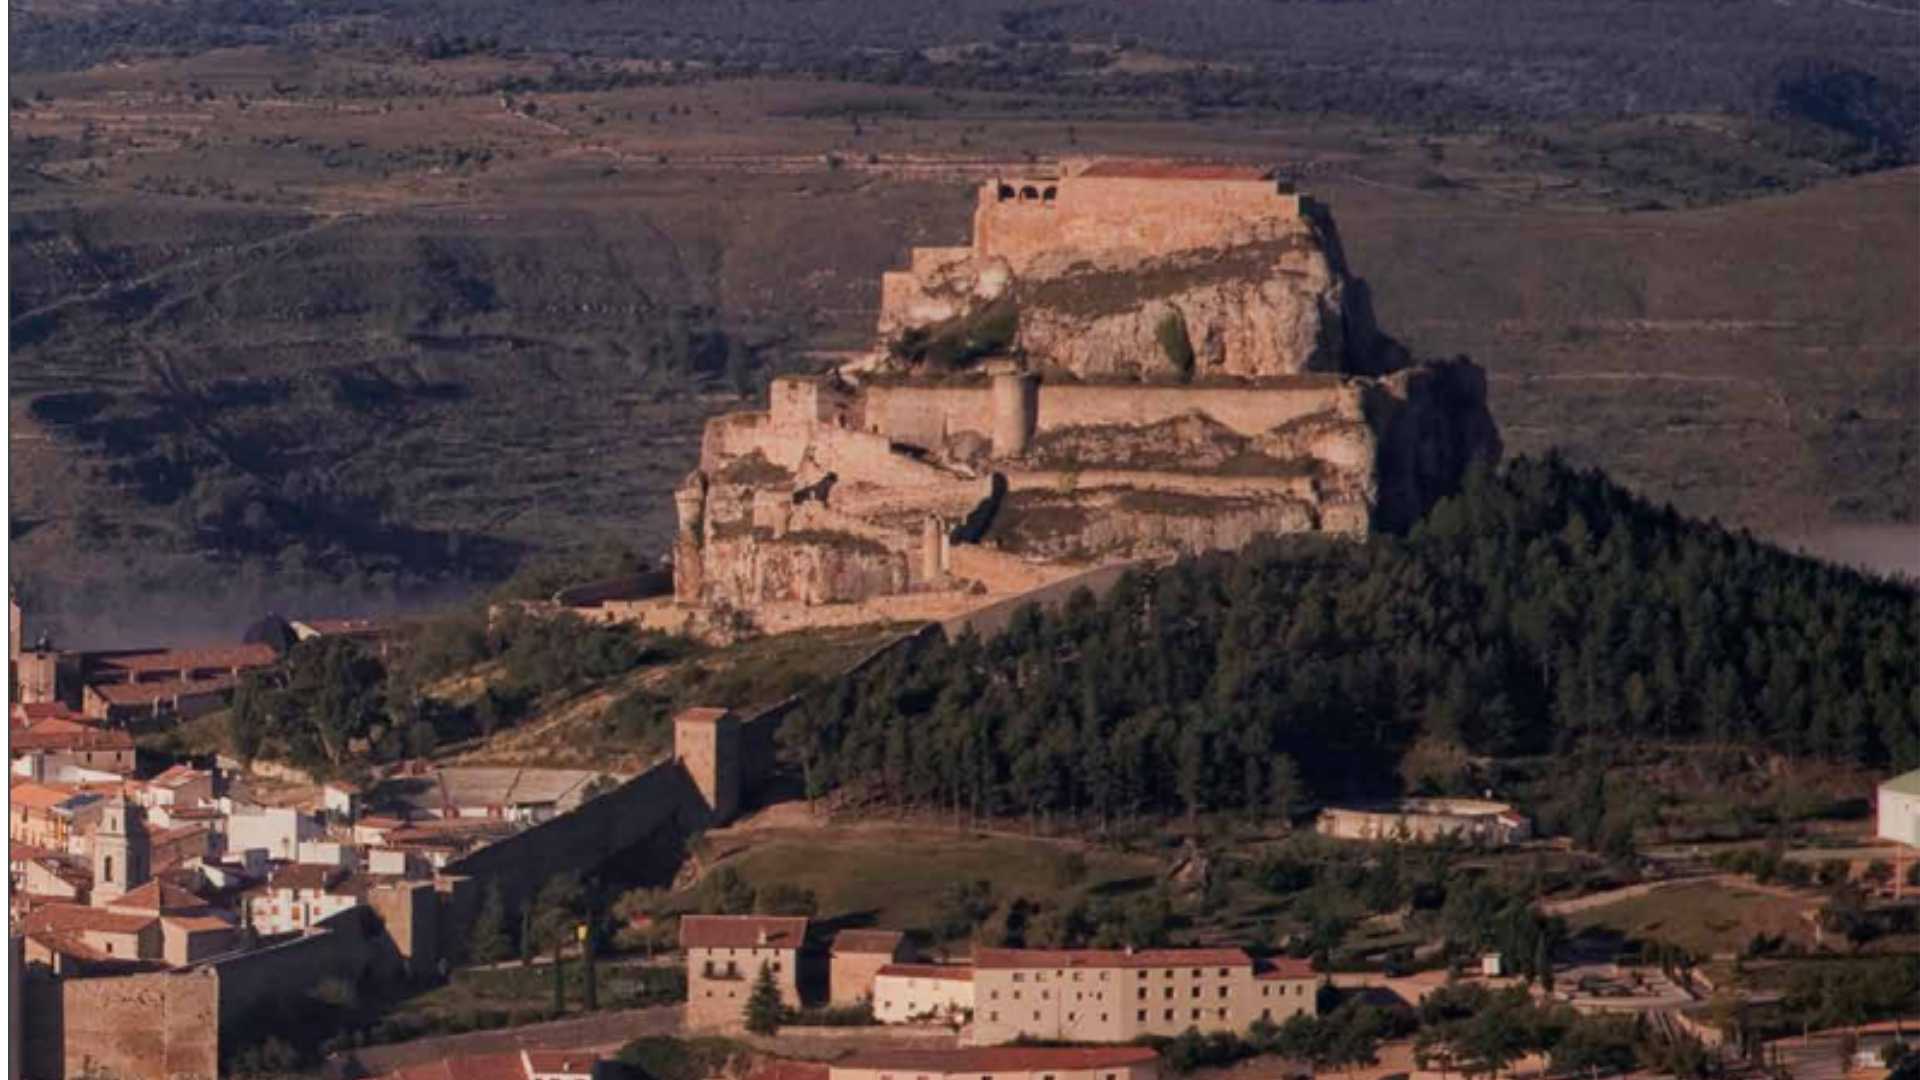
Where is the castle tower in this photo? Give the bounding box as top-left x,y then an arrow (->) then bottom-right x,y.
674,707 -> 741,824
920,516 -> 947,584
990,370 -> 1039,459
92,796 -> 150,906
673,474 -> 708,604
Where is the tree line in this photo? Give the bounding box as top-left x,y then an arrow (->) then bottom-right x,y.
782,456 -> 1918,829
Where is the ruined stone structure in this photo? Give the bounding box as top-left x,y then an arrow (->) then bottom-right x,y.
655,159 -> 1498,638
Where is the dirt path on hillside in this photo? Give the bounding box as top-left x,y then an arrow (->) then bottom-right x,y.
338,1003 -> 682,1076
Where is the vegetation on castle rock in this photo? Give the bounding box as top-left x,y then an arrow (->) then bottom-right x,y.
890,299 -> 1019,370
789,456 -> 1918,825
1155,310 -> 1196,381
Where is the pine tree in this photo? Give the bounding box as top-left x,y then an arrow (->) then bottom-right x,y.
470,881 -> 512,965
744,961 -> 783,1034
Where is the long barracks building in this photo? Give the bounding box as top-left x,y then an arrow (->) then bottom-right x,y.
968,946 -> 1319,1045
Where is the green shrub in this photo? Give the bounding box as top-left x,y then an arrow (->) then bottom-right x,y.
1155,311 -> 1194,380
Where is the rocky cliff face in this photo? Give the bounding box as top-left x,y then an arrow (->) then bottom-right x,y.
879,212 -> 1387,380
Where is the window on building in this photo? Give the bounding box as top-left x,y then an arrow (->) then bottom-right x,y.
1033,1012 -> 1040,1021
1164,987 -> 1173,1000
989,1012 -> 998,1022
992,991 -> 1000,1000
1013,974 -> 1025,983
1191,987 -> 1200,998
1191,969 -> 1200,977
1218,967 -> 1229,976
1137,1010 -> 1147,1022
1163,1009 -> 1173,1021
1013,991 -> 1022,1000
1217,1008 -> 1227,1020
1218,987 -> 1228,998
1041,991 -> 1050,1001
1262,986 -> 1270,997
1262,1009 -> 1272,1021
1137,988 -> 1147,1000
1191,1009 -> 1200,1021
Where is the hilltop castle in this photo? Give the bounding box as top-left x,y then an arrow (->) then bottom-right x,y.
649,159 -> 1498,640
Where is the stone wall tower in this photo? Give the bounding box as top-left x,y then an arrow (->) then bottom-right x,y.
674,707 -> 741,824
990,370 -> 1039,458
92,797 -> 150,906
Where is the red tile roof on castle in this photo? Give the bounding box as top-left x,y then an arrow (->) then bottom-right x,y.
877,962 -> 973,981
973,945 -> 1252,970
1076,160 -> 1270,181
840,1047 -> 1160,1073
832,928 -> 904,954
679,914 -> 808,949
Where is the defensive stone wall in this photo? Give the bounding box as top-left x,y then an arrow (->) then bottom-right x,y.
23,968 -> 219,1080
449,761 -> 708,917
973,165 -> 1303,274
1032,381 -> 1355,439
858,384 -> 994,450
855,379 -> 1357,454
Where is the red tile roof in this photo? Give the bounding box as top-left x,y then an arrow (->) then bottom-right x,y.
87,676 -> 237,707
10,781 -> 96,812
23,902 -> 157,937
680,914 -> 808,949
673,706 -> 733,725
151,764 -> 210,788
840,1047 -> 1160,1073
523,1049 -> 600,1074
89,644 -> 277,675
108,880 -> 209,914
268,863 -> 349,892
877,963 -> 973,982
11,702 -> 83,728
11,718 -> 135,752
1254,957 -> 1319,980
973,945 -> 1252,970
832,929 -> 905,955
1075,160 -> 1271,181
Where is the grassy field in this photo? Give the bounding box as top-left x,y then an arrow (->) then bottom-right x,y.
1565,880 -> 1819,956
706,824 -> 1164,942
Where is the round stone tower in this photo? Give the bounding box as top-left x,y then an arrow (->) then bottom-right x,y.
989,369 -> 1039,459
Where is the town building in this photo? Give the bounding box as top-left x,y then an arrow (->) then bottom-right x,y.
872,962 -> 975,1024
830,928 -> 913,1006
249,863 -> 367,935
9,781 -> 105,851
1879,768 -> 1920,898
834,1046 -> 1161,1080
1316,798 -> 1531,846
681,914 -> 807,1029
8,716 -> 136,776
21,880 -> 238,972
968,946 -> 1318,1045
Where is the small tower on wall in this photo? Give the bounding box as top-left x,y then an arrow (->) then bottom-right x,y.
92,796 -> 151,906
673,707 -> 741,824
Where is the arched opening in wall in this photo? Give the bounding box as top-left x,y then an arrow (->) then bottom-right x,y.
997,183 -> 1015,202
1019,185 -> 1040,201
1042,186 -> 1057,203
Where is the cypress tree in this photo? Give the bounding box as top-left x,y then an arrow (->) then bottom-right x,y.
744,961 -> 783,1034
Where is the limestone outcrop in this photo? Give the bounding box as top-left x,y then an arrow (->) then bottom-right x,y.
628,159 -> 1500,642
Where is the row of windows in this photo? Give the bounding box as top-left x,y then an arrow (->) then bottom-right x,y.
1007,966 -> 1233,984
992,982 -> 1307,1004
701,960 -> 782,978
